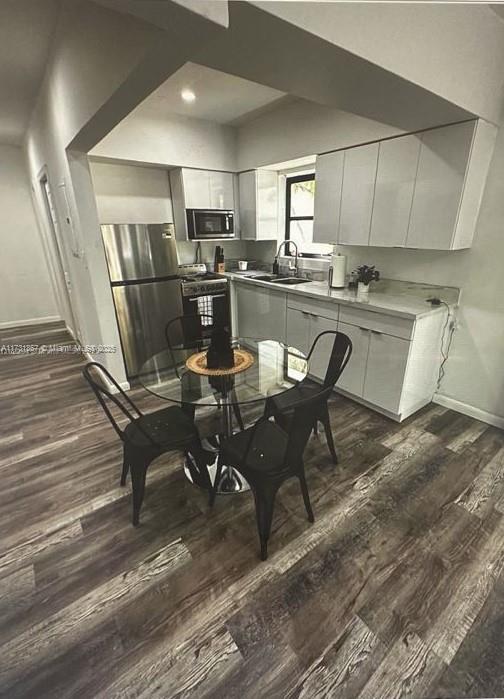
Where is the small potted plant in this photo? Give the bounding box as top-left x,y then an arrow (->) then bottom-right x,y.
355,265 -> 380,297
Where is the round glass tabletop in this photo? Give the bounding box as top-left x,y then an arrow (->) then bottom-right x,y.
138,337 -> 308,407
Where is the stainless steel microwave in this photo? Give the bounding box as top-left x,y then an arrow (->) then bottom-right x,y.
186,209 -> 234,240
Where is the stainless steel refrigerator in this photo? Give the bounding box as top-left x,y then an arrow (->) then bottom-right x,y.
101,223 -> 182,379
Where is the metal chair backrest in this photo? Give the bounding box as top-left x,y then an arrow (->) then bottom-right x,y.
307,331 -> 352,388
165,313 -> 214,353
82,361 -> 151,444
284,384 -> 335,469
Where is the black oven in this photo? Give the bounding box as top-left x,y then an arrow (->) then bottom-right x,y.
181,276 -> 230,342
186,209 -> 234,240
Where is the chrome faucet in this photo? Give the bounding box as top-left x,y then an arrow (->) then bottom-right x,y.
273,240 -> 299,276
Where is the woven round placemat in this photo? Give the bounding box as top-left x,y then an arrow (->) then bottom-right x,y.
185,348 -> 254,376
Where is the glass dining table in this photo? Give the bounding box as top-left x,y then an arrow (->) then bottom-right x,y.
138,337 -> 308,494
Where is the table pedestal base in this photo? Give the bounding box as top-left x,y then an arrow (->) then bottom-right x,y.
184,441 -> 250,494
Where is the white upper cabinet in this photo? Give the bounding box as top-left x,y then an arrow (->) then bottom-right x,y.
238,170 -> 278,240
406,121 -> 474,249
181,168 -> 234,210
181,169 -> 211,209
313,151 -> 344,244
169,168 -> 236,240
369,135 -> 421,247
339,143 -> 379,245
312,119 -> 496,251
209,171 -> 235,210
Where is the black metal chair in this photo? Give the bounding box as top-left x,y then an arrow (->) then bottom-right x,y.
83,362 -> 212,526
210,385 -> 334,560
264,331 -> 352,464
165,313 -> 244,431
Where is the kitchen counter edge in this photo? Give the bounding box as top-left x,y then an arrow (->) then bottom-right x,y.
225,272 -> 453,320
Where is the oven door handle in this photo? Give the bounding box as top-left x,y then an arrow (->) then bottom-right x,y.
188,293 -> 228,300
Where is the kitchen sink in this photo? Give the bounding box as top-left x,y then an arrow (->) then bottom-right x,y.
269,277 -> 312,285
250,274 -> 283,281
250,274 -> 312,285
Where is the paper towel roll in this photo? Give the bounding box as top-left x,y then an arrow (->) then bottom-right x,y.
330,253 -> 346,288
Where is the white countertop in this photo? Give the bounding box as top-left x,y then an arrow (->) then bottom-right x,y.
225,271 -> 452,320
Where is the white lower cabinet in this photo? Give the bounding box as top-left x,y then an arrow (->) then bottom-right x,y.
363,331 -> 410,413
286,307 -> 311,355
308,315 -> 339,381
336,321 -> 369,397
233,281 -> 446,421
235,283 -> 286,343
286,299 -> 339,380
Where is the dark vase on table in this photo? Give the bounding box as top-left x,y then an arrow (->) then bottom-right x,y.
206,324 -> 235,369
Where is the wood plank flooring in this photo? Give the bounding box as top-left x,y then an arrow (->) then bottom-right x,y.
1,321 -> 504,698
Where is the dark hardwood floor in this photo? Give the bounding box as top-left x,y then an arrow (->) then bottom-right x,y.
1,321 -> 504,698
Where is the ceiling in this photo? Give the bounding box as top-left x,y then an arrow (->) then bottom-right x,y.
0,0 -> 60,145
135,62 -> 288,126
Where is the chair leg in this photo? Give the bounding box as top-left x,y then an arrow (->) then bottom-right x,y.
181,401 -> 196,421
231,390 -> 245,431
253,484 -> 279,561
130,459 -> 149,526
298,471 -> 315,523
263,398 -> 274,419
320,405 -> 338,465
121,443 -> 130,486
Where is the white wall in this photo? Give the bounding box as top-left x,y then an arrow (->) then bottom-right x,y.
90,161 -> 174,224
341,128 -> 504,422
237,98 -> 405,171
89,159 -> 249,265
91,111 -> 237,172
238,92 -> 504,423
253,2 -> 504,125
24,0 -> 225,384
0,144 -> 58,327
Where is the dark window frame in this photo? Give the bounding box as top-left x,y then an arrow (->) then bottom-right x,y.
284,173 -> 315,253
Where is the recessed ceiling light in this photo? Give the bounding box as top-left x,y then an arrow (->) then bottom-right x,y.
181,88 -> 196,103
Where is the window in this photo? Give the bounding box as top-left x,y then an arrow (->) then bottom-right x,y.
285,173 -> 332,255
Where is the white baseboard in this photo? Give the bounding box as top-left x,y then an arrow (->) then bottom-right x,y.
0,315 -> 61,330
434,393 -> 504,430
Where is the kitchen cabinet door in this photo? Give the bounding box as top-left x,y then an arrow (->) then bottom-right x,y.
308,315 -> 339,381
235,284 -> 286,343
182,169 -> 211,209
286,308 -> 311,356
339,143 -> 379,245
369,135 -> 421,247
238,171 -> 256,239
313,151 -> 344,244
363,332 -> 410,413
238,170 -> 278,240
256,170 -> 279,240
209,171 -> 234,210
406,121 -> 474,249
335,321 -> 369,397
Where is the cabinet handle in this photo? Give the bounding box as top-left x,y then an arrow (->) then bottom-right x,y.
301,311 -> 310,317
358,326 -> 369,332
371,330 -> 382,335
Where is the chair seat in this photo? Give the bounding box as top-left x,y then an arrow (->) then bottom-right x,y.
268,378 -> 322,415
221,420 -> 288,474
124,405 -> 198,449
